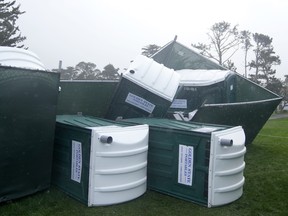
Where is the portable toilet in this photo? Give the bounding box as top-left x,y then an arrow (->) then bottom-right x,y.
122,118 -> 246,207
52,115 -> 149,206
0,47 -> 60,203
105,55 -> 180,120
168,69 -> 236,121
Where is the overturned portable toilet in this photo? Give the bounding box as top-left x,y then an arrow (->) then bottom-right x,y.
52,115 -> 149,206
105,55 -> 180,120
0,47 -> 60,203
122,118 -> 246,207
151,39 -> 282,144
169,69 -> 237,121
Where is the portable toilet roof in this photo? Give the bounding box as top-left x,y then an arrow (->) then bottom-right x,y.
0,46 -> 46,71
176,69 -> 234,86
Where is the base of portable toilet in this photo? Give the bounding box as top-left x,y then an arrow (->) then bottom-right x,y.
52,115 -> 149,206
122,118 -> 246,207
105,55 -> 180,120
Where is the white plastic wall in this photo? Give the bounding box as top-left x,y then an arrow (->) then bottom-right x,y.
123,55 -> 180,102
0,46 -> 46,71
208,126 -> 246,207
88,125 -> 149,206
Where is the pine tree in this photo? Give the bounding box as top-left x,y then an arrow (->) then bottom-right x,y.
0,0 -> 26,48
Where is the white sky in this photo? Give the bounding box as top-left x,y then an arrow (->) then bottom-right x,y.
17,0 -> 287,79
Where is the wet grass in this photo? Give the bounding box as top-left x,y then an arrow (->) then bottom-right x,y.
1,118 -> 288,216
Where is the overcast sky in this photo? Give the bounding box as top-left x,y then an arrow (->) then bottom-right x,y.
17,0 -> 287,79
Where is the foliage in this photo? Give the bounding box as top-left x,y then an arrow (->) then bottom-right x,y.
248,33 -> 281,84
74,62 -> 100,80
56,62 -> 119,80
0,0 -> 26,48
98,63 -> 120,80
265,76 -> 283,96
191,21 -> 240,67
1,117 -> 288,215
141,44 -> 161,57
239,30 -> 253,77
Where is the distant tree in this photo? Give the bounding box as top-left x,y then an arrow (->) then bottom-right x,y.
239,30 -> 253,77
249,33 -> 281,84
59,66 -> 77,80
0,0 -> 26,47
141,44 -> 161,57
74,62 -> 100,80
192,21 -> 240,67
265,76 -> 283,96
99,64 -> 120,80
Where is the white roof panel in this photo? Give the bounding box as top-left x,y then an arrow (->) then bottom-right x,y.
0,46 -> 46,71
123,55 -> 180,101
176,69 -> 233,86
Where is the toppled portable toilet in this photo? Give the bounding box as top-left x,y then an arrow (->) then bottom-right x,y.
169,69 -> 236,121
52,115 -> 149,206
105,55 -> 180,120
122,118 -> 246,207
151,39 -> 282,144
0,47 -> 60,203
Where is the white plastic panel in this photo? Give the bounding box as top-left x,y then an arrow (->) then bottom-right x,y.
123,55 -> 180,101
0,46 -> 46,71
88,125 -> 149,206
208,126 -> 246,207
176,69 -> 233,86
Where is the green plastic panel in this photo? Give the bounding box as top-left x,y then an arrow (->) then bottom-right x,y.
0,66 -> 60,203
52,124 -> 92,205
57,80 -> 118,117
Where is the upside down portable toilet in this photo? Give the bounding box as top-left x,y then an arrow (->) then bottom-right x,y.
52,115 -> 149,206
105,55 -> 180,120
122,118 -> 246,207
168,69 -> 236,121
0,47 -> 60,203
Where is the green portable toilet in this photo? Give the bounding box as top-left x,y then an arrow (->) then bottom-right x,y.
105,55 -> 180,120
0,47 -> 60,203
52,115 -> 149,206
168,69 -> 236,120
122,118 -> 246,207
151,39 -> 281,144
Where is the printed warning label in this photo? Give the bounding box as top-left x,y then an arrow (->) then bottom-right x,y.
170,99 -> 187,109
178,144 -> 194,186
71,140 -> 82,183
125,92 -> 155,113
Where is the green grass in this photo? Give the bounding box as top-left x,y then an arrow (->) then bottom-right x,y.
1,118 -> 288,216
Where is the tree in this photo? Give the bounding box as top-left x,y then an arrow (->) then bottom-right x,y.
192,21 -> 240,67
249,33 -> 281,84
0,0 -> 26,47
74,62 -> 100,80
141,44 -> 161,57
59,66 -> 76,80
265,76 -> 283,96
99,64 -> 120,80
239,30 -> 253,77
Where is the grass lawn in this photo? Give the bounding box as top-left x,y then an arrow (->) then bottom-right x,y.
1,117 -> 288,216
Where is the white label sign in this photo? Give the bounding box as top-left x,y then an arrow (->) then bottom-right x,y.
125,92 -> 155,113
170,99 -> 187,109
71,140 -> 82,183
178,144 -> 194,186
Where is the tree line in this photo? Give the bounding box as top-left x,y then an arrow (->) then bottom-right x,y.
1,0 -> 287,100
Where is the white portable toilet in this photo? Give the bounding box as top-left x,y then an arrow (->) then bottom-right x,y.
52,115 -> 149,206
105,55 -> 180,120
